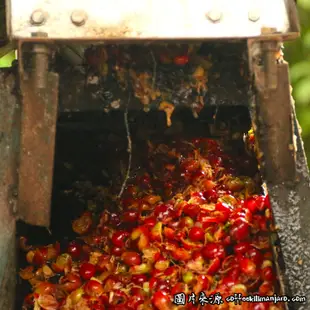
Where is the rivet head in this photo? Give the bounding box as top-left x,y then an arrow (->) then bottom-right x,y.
30,10 -> 46,25
248,9 -> 260,22
206,10 -> 222,23
71,10 -> 87,26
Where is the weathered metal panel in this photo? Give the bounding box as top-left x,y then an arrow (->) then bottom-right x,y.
264,111 -> 310,310
0,70 -> 19,310
248,42 -> 310,308
252,62 -> 296,183
18,72 -> 59,227
7,0 -> 299,41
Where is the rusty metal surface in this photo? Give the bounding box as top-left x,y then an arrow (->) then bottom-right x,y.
32,44 -> 49,89
248,41 -> 296,183
255,62 -> 296,182
7,0 -> 299,41
18,72 -> 59,227
0,70 -> 19,310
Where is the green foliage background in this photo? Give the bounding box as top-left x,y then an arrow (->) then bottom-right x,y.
286,1 -> 310,163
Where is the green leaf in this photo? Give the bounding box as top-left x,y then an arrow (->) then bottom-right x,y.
0,50 -> 15,68
289,61 -> 310,82
298,0 -> 310,11
303,30 -> 310,49
294,76 -> 310,105
296,106 -> 310,136
287,4 -> 310,165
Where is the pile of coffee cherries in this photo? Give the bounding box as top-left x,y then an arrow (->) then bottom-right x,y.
19,137 -> 282,310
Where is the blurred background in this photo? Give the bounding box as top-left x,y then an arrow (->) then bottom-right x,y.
0,2 -> 310,162
286,1 -> 310,163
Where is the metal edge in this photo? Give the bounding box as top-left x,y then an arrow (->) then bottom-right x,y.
0,69 -> 19,310
247,39 -> 310,309
17,70 -> 59,227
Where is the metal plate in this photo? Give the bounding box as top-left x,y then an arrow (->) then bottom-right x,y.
247,43 -> 310,307
7,0 -> 299,41
18,73 -> 59,227
253,62 -> 296,183
260,112 -> 310,310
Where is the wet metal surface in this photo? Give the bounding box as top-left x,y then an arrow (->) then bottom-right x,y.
18,72 -> 59,227
265,110 -> 310,310
0,70 -> 19,310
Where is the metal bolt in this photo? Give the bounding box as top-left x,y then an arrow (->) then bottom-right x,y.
206,10 -> 222,23
30,10 -> 46,25
32,44 -> 49,89
248,9 -> 260,22
71,10 -> 87,26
